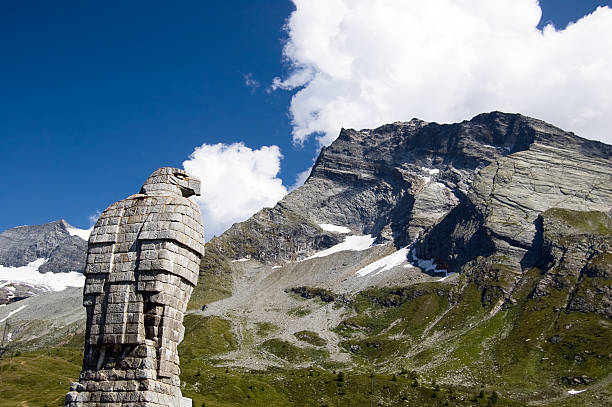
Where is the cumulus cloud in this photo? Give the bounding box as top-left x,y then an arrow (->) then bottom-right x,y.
275,0 -> 612,146
183,143 -> 288,239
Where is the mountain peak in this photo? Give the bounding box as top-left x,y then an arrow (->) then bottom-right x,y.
211,112 -> 611,269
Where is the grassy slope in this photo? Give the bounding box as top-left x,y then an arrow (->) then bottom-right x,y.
188,245 -> 234,311
1,209 -> 609,406
178,314 -> 522,407
1,281 -> 609,406
0,313 -> 521,407
332,271 -> 611,405
0,346 -> 82,407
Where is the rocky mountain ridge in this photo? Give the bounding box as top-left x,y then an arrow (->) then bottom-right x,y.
0,219 -> 87,272
211,112 -> 611,271
0,219 -> 87,304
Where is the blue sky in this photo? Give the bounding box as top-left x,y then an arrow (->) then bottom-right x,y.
1,0 -> 611,234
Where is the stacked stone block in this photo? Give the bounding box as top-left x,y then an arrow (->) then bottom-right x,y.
66,168 -> 204,407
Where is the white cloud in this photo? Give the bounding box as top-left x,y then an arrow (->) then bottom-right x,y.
243,73 -> 260,92
88,210 -> 102,227
183,143 -> 288,239
275,0 -> 612,146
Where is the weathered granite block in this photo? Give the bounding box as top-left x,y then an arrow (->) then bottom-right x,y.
65,168 -> 204,407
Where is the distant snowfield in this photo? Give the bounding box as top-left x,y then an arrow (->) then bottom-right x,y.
67,226 -> 93,241
304,234 -> 376,260
356,246 -> 410,276
318,223 -> 351,234
0,258 -> 85,292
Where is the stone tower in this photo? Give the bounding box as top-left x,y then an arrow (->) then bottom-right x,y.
65,167 -> 204,407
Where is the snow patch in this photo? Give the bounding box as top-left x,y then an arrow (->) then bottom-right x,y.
421,167 -> 439,175
318,223 -> 351,234
418,167 -> 440,184
411,251 -> 455,281
67,226 -> 93,241
436,273 -> 456,282
0,259 -> 85,292
231,258 -> 250,263
27,258 -> 47,268
272,265 -> 282,269
0,305 -> 27,323
356,246 -> 410,276
434,182 -> 447,189
304,235 -> 376,260
567,389 -> 586,395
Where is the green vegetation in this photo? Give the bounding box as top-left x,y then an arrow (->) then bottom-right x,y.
588,251 -> 612,270
1,288 -> 609,406
181,365 -> 524,407
329,266 -> 611,404
287,306 -> 313,317
294,330 -> 327,347
288,286 -> 337,302
187,242 -> 235,311
3,206 -> 611,407
180,315 -> 238,359
544,208 -> 612,235
260,339 -> 328,363
0,346 -> 82,407
188,269 -> 233,311
255,322 -> 279,337
336,284 -> 452,341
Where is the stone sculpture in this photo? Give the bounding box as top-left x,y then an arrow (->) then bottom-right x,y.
65,167 -> 204,407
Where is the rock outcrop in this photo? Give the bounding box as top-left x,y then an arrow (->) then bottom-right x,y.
65,167 -> 204,407
0,219 -> 87,273
418,117 -> 611,272
532,208 -> 612,318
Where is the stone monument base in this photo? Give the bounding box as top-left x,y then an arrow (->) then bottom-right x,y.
65,340 -> 191,407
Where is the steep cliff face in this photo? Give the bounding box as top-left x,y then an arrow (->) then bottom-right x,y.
210,112 -> 611,271
0,220 -> 87,273
418,122 -> 611,273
